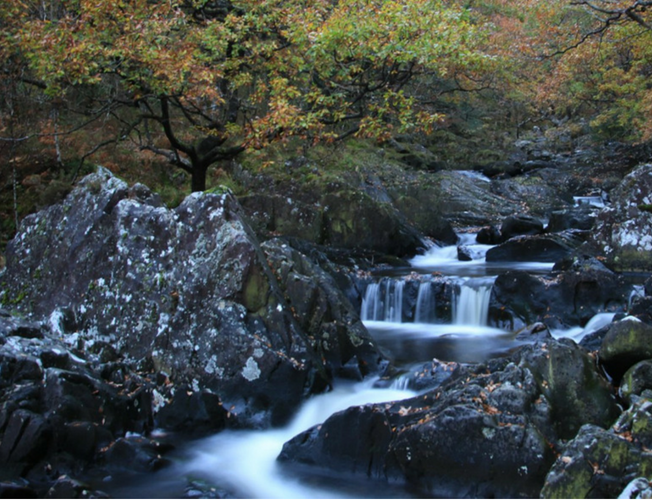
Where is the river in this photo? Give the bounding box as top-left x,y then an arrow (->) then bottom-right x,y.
109,231 -> 624,498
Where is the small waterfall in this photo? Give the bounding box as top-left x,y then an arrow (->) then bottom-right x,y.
361,279 -> 404,322
415,282 -> 436,323
453,278 -> 495,326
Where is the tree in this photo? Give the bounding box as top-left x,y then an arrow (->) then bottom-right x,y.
2,0 -> 496,191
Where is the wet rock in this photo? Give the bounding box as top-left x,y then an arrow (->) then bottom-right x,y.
515,338 -> 620,439
499,214 -> 544,241
280,356 -> 564,498
547,206 -> 596,232
456,245 -> 473,261
100,436 -> 171,474
620,361 -> 652,406
540,423 -> 652,499
46,476 -> 108,499
322,191 -> 423,257
591,163 -> 652,272
262,239 -> 383,379
0,482 -> 38,498
619,477 -> 652,499
475,225 -> 501,245
155,386 -> 228,434
486,230 -> 587,263
600,317 -> 652,381
490,267 -> 630,330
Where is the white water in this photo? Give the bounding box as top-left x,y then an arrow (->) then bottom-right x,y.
409,232 -> 554,276
177,380 -> 415,498
551,312 -> 616,342
414,281 -> 436,323
453,277 -> 495,326
138,231 -> 631,499
361,280 -> 404,322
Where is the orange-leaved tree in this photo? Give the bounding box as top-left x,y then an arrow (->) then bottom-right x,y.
475,0 -> 652,141
3,0 -> 497,191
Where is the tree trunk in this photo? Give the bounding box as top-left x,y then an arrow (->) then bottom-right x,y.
191,167 -> 208,192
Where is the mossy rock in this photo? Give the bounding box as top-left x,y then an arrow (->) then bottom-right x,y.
540,423 -> 652,499
321,191 -> 423,257
517,338 -> 620,440
620,360 -> 652,405
600,318 -> 652,381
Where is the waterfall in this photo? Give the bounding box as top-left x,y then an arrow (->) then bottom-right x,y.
415,281 -> 436,323
361,279 -> 404,322
453,278 -> 495,326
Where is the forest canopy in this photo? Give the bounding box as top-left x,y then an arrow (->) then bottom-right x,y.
1,0 -> 651,193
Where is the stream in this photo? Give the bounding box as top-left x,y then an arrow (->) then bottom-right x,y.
110,231 -> 627,498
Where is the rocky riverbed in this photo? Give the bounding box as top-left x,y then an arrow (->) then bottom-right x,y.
2,138 -> 652,498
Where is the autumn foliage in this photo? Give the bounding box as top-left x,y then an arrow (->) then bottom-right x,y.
1,0 -> 652,194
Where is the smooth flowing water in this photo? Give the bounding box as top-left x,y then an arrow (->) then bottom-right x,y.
123,231 -> 627,498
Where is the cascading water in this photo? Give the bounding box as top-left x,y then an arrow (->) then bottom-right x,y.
414,281 -> 436,323
124,230 -> 639,499
452,277 -> 495,326
361,279 -> 404,322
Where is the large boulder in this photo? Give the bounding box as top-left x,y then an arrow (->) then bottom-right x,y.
490,267 -> 631,330
0,169 -> 385,427
541,397 -> 652,499
321,191 -> 423,257
279,338 -> 618,497
279,358 -> 556,498
485,230 -> 587,263
599,317 -> 652,382
592,163 -> 652,272
499,214 -> 544,241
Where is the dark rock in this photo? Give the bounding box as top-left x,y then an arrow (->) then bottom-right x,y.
456,245 -> 473,262
155,387 -> 228,434
101,436 -> 171,474
322,191 -> 423,257
499,214 -> 544,241
514,322 -> 552,342
61,421 -> 101,460
281,343 -> 611,498
540,423 -> 652,499
40,350 -> 71,370
515,338 -> 620,439
646,276 -> 652,296
490,267 -> 630,330
490,169 -> 573,217
11,324 -> 45,340
579,324 -> 612,352
239,194 -> 323,243
0,482 -> 38,498
629,296 -> 652,325
0,169 -> 387,428
430,170 -> 521,226
547,206 -> 596,232
486,230 -> 587,263
46,475 -> 108,499
621,360 -> 652,405
600,318 -> 652,381
476,225 -> 501,245
262,239 -> 384,379
0,410 -> 52,470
